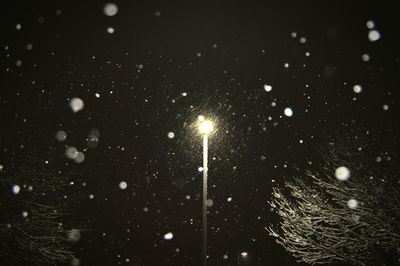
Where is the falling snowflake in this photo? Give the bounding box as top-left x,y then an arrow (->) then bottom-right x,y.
119,181 -> 128,190
361,54 -> 370,62
12,185 -> 21,194
163,232 -> 173,240
368,30 -> 381,42
55,130 -> 67,142
167,132 -> 175,139
335,166 -> 351,181
347,199 -> 359,209
263,84 -> 272,92
74,152 -> 85,163
284,107 -> 293,117
65,146 -> 78,159
353,84 -> 362,93
103,3 -> 118,16
107,27 -> 115,34
69,97 -> 84,113
206,199 -> 214,207
366,20 -> 375,29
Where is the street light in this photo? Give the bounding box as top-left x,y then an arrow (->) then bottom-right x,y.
197,117 -> 215,266
198,120 -> 214,135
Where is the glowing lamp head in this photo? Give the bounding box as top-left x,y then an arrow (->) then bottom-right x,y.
198,120 -> 214,135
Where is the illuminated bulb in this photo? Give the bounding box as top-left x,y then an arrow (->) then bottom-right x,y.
198,120 -> 214,134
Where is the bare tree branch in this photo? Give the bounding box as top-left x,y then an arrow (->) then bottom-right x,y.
0,149 -> 81,266
268,131 -> 400,265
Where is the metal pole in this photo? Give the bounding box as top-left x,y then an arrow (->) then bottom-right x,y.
202,134 -> 208,266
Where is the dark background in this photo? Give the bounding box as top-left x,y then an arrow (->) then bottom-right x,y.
1,0 -> 398,265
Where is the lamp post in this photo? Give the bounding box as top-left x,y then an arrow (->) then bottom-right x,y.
198,118 -> 214,266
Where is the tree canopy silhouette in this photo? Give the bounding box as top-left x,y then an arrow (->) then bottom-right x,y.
267,130 -> 400,265
0,144 -> 81,265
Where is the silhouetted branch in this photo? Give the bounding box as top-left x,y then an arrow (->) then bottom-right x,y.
268,131 -> 400,265
0,149 -> 80,265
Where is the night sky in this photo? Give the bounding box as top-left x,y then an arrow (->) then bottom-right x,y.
1,1 -> 399,265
